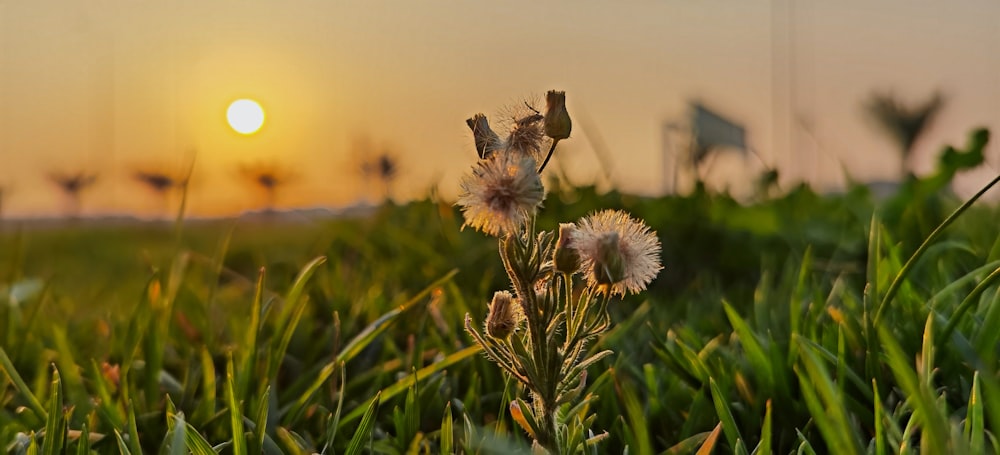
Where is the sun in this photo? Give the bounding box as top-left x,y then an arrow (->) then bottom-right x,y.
227,99 -> 265,135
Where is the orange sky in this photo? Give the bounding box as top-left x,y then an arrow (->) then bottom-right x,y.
1,1 -> 999,217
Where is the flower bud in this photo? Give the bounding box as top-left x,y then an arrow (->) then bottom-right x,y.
466,113 -> 504,159
543,91 -> 571,141
553,223 -> 581,274
592,231 -> 625,286
486,290 -> 521,339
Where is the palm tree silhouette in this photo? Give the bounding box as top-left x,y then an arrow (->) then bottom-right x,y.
354,135 -> 400,203
240,162 -> 294,213
133,169 -> 181,217
48,171 -> 98,218
865,91 -> 944,178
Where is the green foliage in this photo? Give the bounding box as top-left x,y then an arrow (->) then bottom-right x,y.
1,128 -> 999,453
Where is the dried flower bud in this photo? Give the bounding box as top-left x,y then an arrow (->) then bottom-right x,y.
543,91 -> 571,141
466,113 -> 505,159
592,231 -> 625,286
553,223 -> 581,274
486,290 -> 521,339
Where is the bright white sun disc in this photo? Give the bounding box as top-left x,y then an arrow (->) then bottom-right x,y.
227,99 -> 265,135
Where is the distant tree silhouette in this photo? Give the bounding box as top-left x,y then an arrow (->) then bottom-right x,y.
239,162 -> 294,213
48,171 -> 98,218
133,169 -> 181,217
354,136 -> 400,203
866,91 -> 945,178
361,153 -> 399,202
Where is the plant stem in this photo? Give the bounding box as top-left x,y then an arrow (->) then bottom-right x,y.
537,139 -> 561,175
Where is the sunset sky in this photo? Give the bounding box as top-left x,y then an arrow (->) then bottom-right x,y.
1,1 -> 999,217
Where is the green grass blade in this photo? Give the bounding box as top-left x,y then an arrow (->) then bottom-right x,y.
942,265 -> 1000,342
181,421 -> 217,455
339,345 -> 480,427
873,379 -> 886,455
41,366 -> 65,455
440,401 -> 454,455
708,377 -> 744,453
752,399 -> 772,455
239,267 -> 265,401
877,324 -> 950,454
795,336 -> 863,455
114,430 -> 132,455
275,255 -> 327,331
124,397 -> 142,455
344,391 -> 382,455
0,346 -> 47,419
694,424 -> 722,455
168,413 -> 187,455
337,269 -> 458,366
965,371 -> 984,454
226,354 -> 248,455
192,346 -> 217,425
253,386 -> 270,454
723,300 -> 773,391
876,173 -> 1000,325
320,362 -> 347,455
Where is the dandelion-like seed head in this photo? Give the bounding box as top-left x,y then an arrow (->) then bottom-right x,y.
495,98 -> 549,162
457,153 -> 544,237
507,115 -> 546,161
571,209 -> 662,296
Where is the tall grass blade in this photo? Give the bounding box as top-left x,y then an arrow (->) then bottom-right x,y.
440,401 -> 454,455
339,345 -> 480,427
226,354 -> 248,455
708,377 -> 744,453
876,173 -> 1000,325
0,346 -> 46,419
345,391 -> 382,455
965,371 -> 984,454
877,324 -> 950,454
41,366 -> 64,455
694,424 -> 722,455
752,399 -> 772,455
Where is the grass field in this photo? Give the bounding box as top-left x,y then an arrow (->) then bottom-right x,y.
3,136 -> 1000,452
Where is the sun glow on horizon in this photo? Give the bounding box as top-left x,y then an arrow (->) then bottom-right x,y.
227,99 -> 265,135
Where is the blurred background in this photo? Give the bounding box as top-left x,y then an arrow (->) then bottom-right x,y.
1,0 -> 999,219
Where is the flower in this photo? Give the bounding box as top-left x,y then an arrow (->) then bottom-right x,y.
466,113 -> 505,159
571,210 -> 662,295
457,153 -> 544,236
